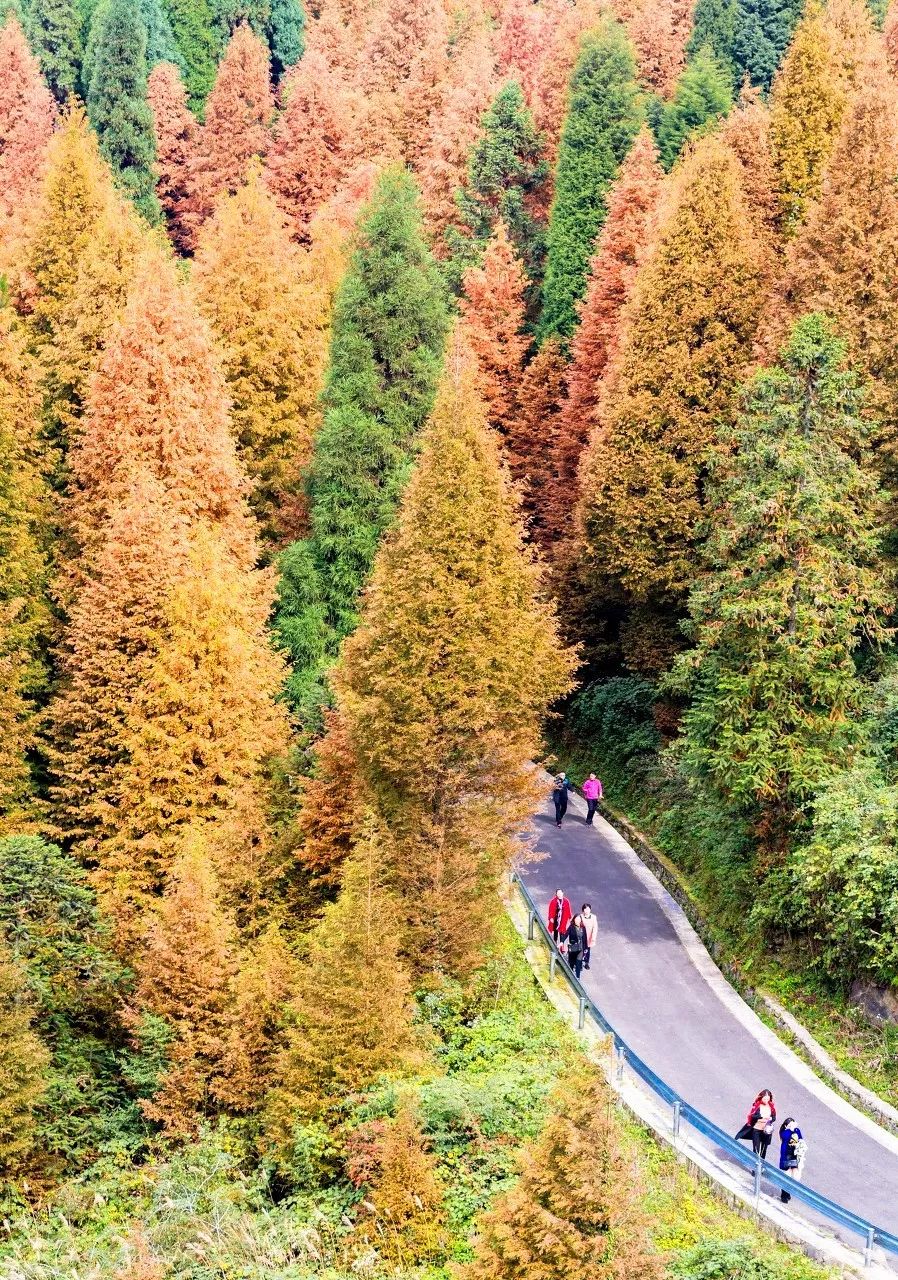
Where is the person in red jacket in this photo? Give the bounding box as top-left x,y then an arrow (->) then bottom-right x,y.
548,889 -> 572,944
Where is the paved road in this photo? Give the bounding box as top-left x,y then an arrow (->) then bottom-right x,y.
520,794 -> 898,1237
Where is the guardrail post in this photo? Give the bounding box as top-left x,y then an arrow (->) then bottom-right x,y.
549,953 -> 557,980
672,1100 -> 681,1140
578,995 -> 587,1029
864,1227 -> 875,1268
753,1156 -> 762,1208
527,910 -> 535,941
616,1044 -> 625,1083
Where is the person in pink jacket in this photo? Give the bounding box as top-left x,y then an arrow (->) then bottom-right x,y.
582,773 -> 603,825
581,903 -> 598,970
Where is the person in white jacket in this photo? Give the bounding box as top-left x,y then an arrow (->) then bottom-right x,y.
581,903 -> 598,971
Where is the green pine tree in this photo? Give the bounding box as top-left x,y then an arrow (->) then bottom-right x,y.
687,0 -> 739,84
161,0 -> 219,110
273,169 -> 449,721
655,44 -> 734,171
539,21 -> 643,342
26,0 -> 82,102
84,0 -> 182,95
456,81 -> 549,306
265,0 -> 303,77
667,315 -> 891,844
86,0 -> 160,221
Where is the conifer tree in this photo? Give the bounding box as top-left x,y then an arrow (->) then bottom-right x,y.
24,108 -> 148,460
193,173 -> 315,545
359,1100 -> 448,1265
769,4 -> 845,233
718,82 -> 780,238
505,336 -> 568,551
86,0 -> 160,223
268,820 -> 422,1130
132,829 -> 238,1136
335,337 -> 574,974
296,168 -> 449,650
781,64 -> 898,483
138,0 -> 182,67
468,1062 -> 663,1280
418,24 -> 496,254
266,0 -> 305,78
147,60 -> 198,252
554,127 -> 663,540
0,942 -> 49,1173
579,136 -> 763,667
540,21 -> 643,341
732,0 -> 804,89
264,49 -> 354,242
457,81 -> 549,297
655,44 -> 733,171
0,16 -> 56,228
619,0 -> 694,94
162,0 -> 218,110
686,0 -> 739,82
886,0 -> 898,72
26,0 -> 81,103
216,923 -> 296,1111
668,316 -> 889,844
532,0 -> 604,169
185,22 -> 273,240
459,222 -> 528,436
0,314 -> 52,829
495,0 -> 544,107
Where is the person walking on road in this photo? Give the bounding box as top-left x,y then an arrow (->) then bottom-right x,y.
581,903 -> 598,970
582,773 -> 603,824
737,1089 -> 776,1159
564,914 -> 588,979
552,773 -> 574,826
548,889 -> 572,945
778,1117 -> 806,1203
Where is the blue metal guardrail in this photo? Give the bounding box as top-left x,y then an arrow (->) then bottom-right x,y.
510,871 -> 898,1268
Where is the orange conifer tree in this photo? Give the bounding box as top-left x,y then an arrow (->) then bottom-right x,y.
264,49 -> 355,242
417,24 -> 496,253
147,61 -> 198,254
335,336 -> 575,974
555,126 -> 663,537
506,337 -> 569,551
459,222 -> 528,436
719,83 -> 780,240
496,0 -> 544,108
533,0 -> 604,168
616,0 -> 695,95
0,15 -> 56,231
193,172 -> 317,546
186,23 -> 273,242
132,829 -> 239,1137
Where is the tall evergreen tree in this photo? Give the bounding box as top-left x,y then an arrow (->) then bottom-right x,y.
86,0 -> 160,222
654,44 -> 733,172
0,15 -> 56,228
539,21 -> 643,341
265,0 -> 304,78
193,172 -> 316,546
686,0 -> 739,82
505,336 -> 568,553
459,221 -> 528,437
161,0 -> 219,110
579,135 -> 763,672
26,0 -> 81,103
620,0 -> 694,95
770,3 -> 845,234
284,168 -> 449,676
468,1061 -> 663,1280
668,316 -> 890,845
335,336 -> 574,975
0,941 -> 48,1174
0,314 -> 52,829
781,63 -> 898,490
532,0 -> 604,170
457,81 -> 549,301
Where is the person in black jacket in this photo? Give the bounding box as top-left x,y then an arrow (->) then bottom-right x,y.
563,914 -> 588,979
552,773 -> 574,827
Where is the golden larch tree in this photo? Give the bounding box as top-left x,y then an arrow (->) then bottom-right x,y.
147,61 -> 198,254
506,336 -> 569,552
0,15 -> 56,234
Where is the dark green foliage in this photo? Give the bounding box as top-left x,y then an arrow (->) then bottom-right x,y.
138,0 -> 183,66
86,0 -> 160,221
655,45 -> 733,171
265,0 -> 303,77
284,170 -> 449,679
672,1238 -> 804,1279
566,677 -> 660,797
539,21 -> 643,342
686,0 -> 739,84
162,0 -> 219,110
731,0 -> 804,91
456,82 -> 549,305
0,836 -> 144,1168
26,0 -> 82,102
272,539 -> 331,731
667,316 -> 890,837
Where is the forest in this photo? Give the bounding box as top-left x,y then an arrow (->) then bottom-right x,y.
0,0 -> 895,1269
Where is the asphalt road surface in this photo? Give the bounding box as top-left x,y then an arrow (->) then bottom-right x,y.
520,796 -> 898,1237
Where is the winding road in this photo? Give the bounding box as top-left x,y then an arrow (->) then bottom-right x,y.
519,787 -> 898,1239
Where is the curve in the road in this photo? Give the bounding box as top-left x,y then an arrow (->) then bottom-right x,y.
520,786 -> 898,1237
